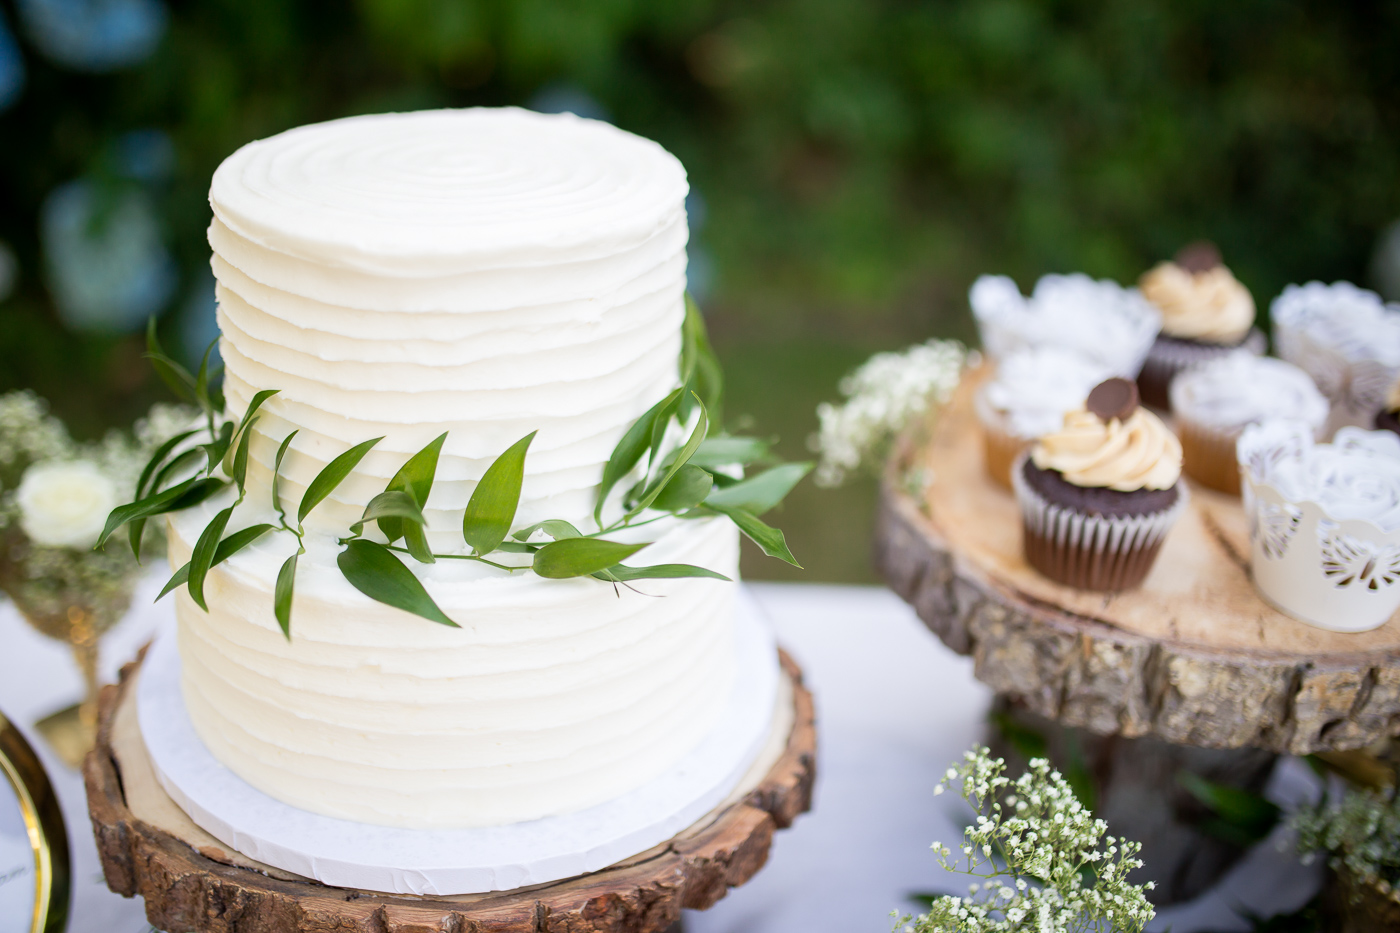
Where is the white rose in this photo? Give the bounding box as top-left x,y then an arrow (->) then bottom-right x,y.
16,459 -> 119,549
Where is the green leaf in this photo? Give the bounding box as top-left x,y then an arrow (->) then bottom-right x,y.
598,562 -> 731,582
229,415 -> 259,494
157,523 -> 275,601
150,446 -> 205,496
198,421 -> 234,476
512,519 -> 582,542
680,294 -> 723,429
128,517 -> 149,563
337,539 -> 457,627
271,430 -> 297,521
493,541 -> 539,553
703,462 -> 812,515
710,504 -> 801,568
403,521 -> 436,564
629,395 -> 707,519
275,553 -> 298,639
222,389 -> 278,478
350,490 -> 426,535
651,464 -> 713,512
298,437 -> 383,525
685,436 -> 770,470
462,431 -> 535,555
166,478 -> 230,513
533,537 -> 648,579
187,505 -> 235,611
136,428 -> 200,500
380,432 -> 447,543
595,386 -> 683,526
192,339 -> 219,418
145,317 -> 197,403
96,476 -> 220,549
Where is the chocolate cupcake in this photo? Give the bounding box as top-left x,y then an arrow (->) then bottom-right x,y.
1011,377 -> 1188,592
1374,377 -> 1400,438
1136,242 -> 1265,410
1170,353 -> 1328,495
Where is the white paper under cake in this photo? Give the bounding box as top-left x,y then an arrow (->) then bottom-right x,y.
138,587 -> 779,896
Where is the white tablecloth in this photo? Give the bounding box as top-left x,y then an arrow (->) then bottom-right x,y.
0,579 -> 1320,932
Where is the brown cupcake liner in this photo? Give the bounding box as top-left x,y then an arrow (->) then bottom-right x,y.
1137,328 -> 1267,411
1011,455 -> 1190,592
1175,418 -> 1243,495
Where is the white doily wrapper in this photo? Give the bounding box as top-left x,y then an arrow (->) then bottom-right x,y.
1011,454 -> 1190,592
970,273 -> 1162,379
1238,419 -> 1400,632
1271,281 -> 1400,434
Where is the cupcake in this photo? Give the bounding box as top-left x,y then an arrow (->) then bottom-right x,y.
1375,377 -> 1400,438
1170,354 -> 1328,495
1238,420 -> 1400,632
1011,377 -> 1188,592
1136,242 -> 1265,410
1272,281 -> 1400,434
974,347 -> 1113,489
970,272 -> 1161,378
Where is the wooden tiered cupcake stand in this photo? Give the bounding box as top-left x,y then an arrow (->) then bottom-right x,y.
83,651 -> 815,933
874,367 -> 1400,901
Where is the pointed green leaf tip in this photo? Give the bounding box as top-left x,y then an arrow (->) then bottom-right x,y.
275,553 -> 298,639
381,432 -> 446,543
533,537 -> 647,579
595,387 -> 683,526
704,462 -> 812,515
710,504 -> 802,568
463,431 -> 535,555
299,437 -> 383,524
337,539 -> 457,627
159,523 -> 275,601
187,504 -> 235,611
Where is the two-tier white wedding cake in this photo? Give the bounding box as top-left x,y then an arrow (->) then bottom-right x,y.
160,108 -> 757,832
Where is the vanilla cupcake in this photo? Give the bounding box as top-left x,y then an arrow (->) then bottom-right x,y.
1272,281 -> 1400,434
1375,377 -> 1400,438
974,347 -> 1113,489
1136,242 -> 1265,410
970,273 -> 1161,378
1238,420 -> 1400,632
1012,378 -> 1188,592
1169,354 -> 1328,495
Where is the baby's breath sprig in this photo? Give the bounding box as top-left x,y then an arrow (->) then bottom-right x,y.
899,746 -> 1155,933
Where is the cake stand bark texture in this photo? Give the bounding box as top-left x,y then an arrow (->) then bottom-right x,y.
83,651 -> 815,933
875,367 -> 1400,756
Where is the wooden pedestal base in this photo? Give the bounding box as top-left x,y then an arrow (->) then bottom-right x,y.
82,650 -> 815,933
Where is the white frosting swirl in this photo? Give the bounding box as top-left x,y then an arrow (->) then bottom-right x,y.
970,273 -> 1161,378
978,347 -> 1113,440
1139,262 -> 1255,343
1240,420 -> 1400,532
1170,353 -> 1328,434
1031,408 -> 1182,491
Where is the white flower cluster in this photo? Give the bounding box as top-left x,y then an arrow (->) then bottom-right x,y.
900,747 -> 1155,933
811,340 -> 965,487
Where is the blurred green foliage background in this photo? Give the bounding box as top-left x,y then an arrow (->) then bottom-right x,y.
1,0 -> 1397,581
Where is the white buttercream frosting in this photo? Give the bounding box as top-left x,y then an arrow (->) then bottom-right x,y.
176,108 -> 746,829
1170,354 -> 1328,435
977,347 -> 1114,440
969,273 -> 1162,378
1239,420 -> 1400,532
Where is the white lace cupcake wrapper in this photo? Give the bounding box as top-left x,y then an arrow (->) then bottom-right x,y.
1011,454 -> 1188,590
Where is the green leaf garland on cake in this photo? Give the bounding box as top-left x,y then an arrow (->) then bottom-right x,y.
100,298 -> 812,636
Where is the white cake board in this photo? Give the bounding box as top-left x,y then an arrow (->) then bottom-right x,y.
137,586 -> 780,896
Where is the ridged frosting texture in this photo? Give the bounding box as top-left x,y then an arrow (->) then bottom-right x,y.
174,107 -> 746,829
209,107 -> 691,540
1170,353 -> 1328,434
1139,262 -> 1255,343
1031,408 -> 1182,491
969,273 -> 1162,378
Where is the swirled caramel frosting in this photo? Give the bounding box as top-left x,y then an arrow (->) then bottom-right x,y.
1139,261 -> 1255,344
1032,406 -> 1182,491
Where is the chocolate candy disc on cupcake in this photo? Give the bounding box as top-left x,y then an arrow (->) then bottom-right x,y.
1011,377 -> 1188,592
1378,376 -> 1400,437
1136,242 -> 1266,410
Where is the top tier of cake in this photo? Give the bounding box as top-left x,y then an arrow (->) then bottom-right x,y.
209,108 -> 690,541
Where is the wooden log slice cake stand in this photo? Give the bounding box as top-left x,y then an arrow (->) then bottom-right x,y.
873,364 -> 1400,902
83,650 -> 815,933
